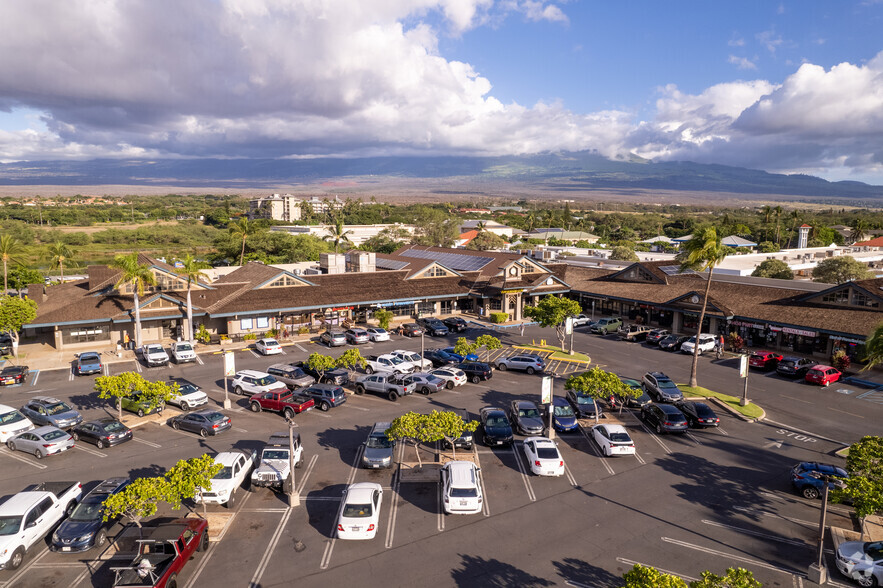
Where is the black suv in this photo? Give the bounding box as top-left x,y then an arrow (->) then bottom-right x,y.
417,317 -> 449,336
456,361 -> 492,383
293,361 -> 349,386
300,383 -> 347,411
443,317 -> 468,332
674,400 -> 719,428
640,403 -> 689,434
424,349 -> 459,367
51,477 -> 130,552
479,407 -> 514,447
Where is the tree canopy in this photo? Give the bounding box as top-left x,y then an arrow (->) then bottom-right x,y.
623,564 -> 761,588
834,435 -> 883,526
609,245 -> 639,261
0,295 -> 37,339
750,259 -> 793,280
522,296 -> 581,351
565,368 -> 630,423
387,410 -> 478,464
94,371 -> 178,420
811,256 -> 873,284
466,231 -> 508,251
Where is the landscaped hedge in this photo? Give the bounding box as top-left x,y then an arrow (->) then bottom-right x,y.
490,312 -> 508,323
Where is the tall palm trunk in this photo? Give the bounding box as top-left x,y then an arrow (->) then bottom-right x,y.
186,284 -> 194,343
689,270 -> 715,387
133,291 -> 143,347
59,260 -> 64,283
240,237 -> 246,266
2,258 -> 7,294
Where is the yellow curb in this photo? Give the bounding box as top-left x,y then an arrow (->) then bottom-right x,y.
512,345 -> 591,364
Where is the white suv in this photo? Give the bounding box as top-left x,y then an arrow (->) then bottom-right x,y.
231,370 -> 288,396
680,334 -> 717,355
440,461 -> 483,515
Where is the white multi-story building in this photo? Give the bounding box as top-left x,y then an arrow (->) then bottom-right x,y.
249,194 -> 349,222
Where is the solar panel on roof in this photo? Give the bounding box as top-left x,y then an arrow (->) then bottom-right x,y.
659,265 -> 696,276
399,248 -> 494,271
376,258 -> 409,270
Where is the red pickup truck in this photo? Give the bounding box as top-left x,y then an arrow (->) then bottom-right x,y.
249,390 -> 315,418
111,518 -> 208,588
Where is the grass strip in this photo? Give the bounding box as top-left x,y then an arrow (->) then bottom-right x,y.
513,344 -> 591,363
679,384 -> 764,419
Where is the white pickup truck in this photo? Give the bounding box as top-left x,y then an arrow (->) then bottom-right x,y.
0,481 -> 82,570
391,350 -> 433,371
364,354 -> 416,375
194,449 -> 257,508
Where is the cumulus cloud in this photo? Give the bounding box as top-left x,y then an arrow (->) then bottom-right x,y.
728,55 -> 757,70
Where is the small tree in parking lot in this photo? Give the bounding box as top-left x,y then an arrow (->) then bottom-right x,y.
522,295 -> 581,351
305,352 -> 337,382
426,410 -> 478,458
833,435 -> 883,538
564,368 -> 630,423
453,337 -> 478,359
102,477 -> 171,531
164,454 -> 224,518
387,411 -> 479,465
374,309 -> 393,330
475,334 -> 502,362
623,564 -> 761,588
336,348 -> 367,375
94,371 -> 178,420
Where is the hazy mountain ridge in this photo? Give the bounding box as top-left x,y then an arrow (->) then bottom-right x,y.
0,152 -> 880,199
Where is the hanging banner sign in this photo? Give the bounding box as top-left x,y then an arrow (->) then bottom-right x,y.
831,335 -> 865,344
783,327 -> 817,337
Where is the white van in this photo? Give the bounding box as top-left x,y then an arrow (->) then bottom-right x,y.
0,405 -> 34,443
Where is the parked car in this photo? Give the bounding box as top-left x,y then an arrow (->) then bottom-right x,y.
440,461 -> 483,515
776,356 -> 818,378
431,367 -> 468,389
337,482 -> 383,540
7,425 -> 75,458
509,400 -> 544,436
0,365 -> 28,386
590,317 -> 622,335
645,329 -> 670,345
456,361 -> 492,383
442,347 -> 479,362
790,461 -> 848,499
806,365 -> 842,387
70,418 -> 133,449
680,334 -> 717,355
570,314 -> 593,327
354,373 -> 415,401
522,437 -> 565,476
141,343 -> 170,367
416,317 -> 449,336
443,408 -> 474,450
110,518 -> 208,588
0,404 -> 34,443
365,353 -> 417,375
399,323 -> 423,337
362,422 -> 395,469
194,449 -> 256,509
20,397 -> 83,430
443,317 -> 468,332
365,327 -> 390,342
565,388 -> 603,419
591,424 -> 636,456
117,392 -> 164,418
300,383 -> 347,411
835,540 -> 883,586
170,341 -> 197,363
266,364 -> 315,390
658,334 -> 689,352
0,333 -> 11,356
75,351 -> 103,375
616,377 -> 652,408
231,369 -> 289,396
749,350 -> 783,370
642,372 -> 684,402
424,349 -> 460,367
168,409 -> 232,437
640,403 -> 689,434
51,477 -> 130,552
495,354 -> 545,374
406,373 -> 446,395
251,432 -> 303,490
674,401 -> 720,428
294,361 -> 350,386
619,324 -> 653,342
479,407 -> 514,447
549,397 -> 579,433
391,349 -> 433,371
255,337 -> 283,355
166,377 -> 209,411
319,330 -> 347,347
344,328 -> 370,344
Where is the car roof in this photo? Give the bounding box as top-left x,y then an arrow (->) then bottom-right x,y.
444,461 -> 478,486
370,422 -> 391,434
214,450 -> 249,467
526,436 -> 557,447
481,406 -> 505,416
346,482 -> 382,501
552,397 -> 569,406
259,337 -> 278,343
31,396 -> 64,404
657,404 -> 683,414
86,417 -> 124,426
31,425 -> 65,435
236,369 -> 271,377
597,423 -> 628,434
86,477 -> 130,498
513,400 -> 537,408
809,364 -> 835,370
0,403 -> 19,412
268,363 -> 298,371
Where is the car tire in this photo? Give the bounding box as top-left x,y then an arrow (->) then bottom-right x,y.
387,391 -> 398,402
283,408 -> 294,419
234,386 -> 244,396
181,402 -> 190,411
96,439 -> 106,449
366,366 -> 374,374
71,432 -> 79,441
250,402 -> 261,413
497,363 -> 507,371
137,409 -> 145,418
655,424 -> 663,435
856,574 -> 878,588
526,367 -> 535,375
802,486 -> 820,500
226,489 -> 236,509
8,547 -> 25,570
319,402 -> 330,412
420,386 -> 430,395
199,428 -> 208,438
35,449 -> 44,459
446,381 -> 454,390
200,530 -> 209,551
166,575 -> 178,588
471,375 -> 480,384
95,528 -> 107,548
6,441 -> 15,452
355,385 -> 365,395
171,420 -> 180,430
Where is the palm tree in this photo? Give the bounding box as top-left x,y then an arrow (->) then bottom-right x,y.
228,218 -> 254,266
177,254 -> 211,343
475,221 -> 487,233
525,212 -> 537,234
850,219 -> 869,244
677,227 -> 729,387
788,210 -> 803,247
773,206 -> 783,246
44,241 -> 76,283
761,205 -> 773,224
0,234 -> 26,295
112,253 -> 156,348
324,217 -> 353,253
861,322 -> 883,371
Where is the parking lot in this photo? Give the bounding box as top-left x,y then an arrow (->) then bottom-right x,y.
0,323 -> 879,588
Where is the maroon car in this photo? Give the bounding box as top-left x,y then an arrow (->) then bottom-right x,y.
400,323 -> 424,337
111,518 -> 209,588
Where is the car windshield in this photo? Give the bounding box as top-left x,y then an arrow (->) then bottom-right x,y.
658,380 -> 678,389
372,329 -> 386,334
519,408 -> 540,419
0,516 -> 22,535
427,376 -> 444,385
255,376 -> 277,386
177,383 -> 198,395
575,395 -> 595,406
146,345 -> 163,353
342,503 -> 372,518
69,501 -> 103,522
536,447 -> 559,459
486,416 -> 507,427
204,412 -> 225,422
400,353 -> 419,361
264,339 -> 279,346
0,410 -> 25,425
388,357 -> 404,365
102,421 -> 126,433
610,432 -> 632,443
450,487 -> 478,498
332,333 -> 345,340
43,429 -> 67,441
263,450 -> 289,460
176,343 -> 193,352
553,405 -> 574,417
46,401 -> 72,415
214,466 -> 234,480
366,436 -> 393,449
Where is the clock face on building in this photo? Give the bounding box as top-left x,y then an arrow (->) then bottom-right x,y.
546,278 -> 554,286
510,267 -> 517,276
690,295 -> 700,304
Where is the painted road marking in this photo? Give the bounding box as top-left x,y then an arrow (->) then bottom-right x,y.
296,454 -> 319,494
0,546 -> 49,587
700,519 -> 809,547
0,448 -> 48,469
510,443 -> 536,502
563,462 -> 578,487
780,395 -> 813,405
132,437 -> 162,448
828,407 -> 864,419
762,419 -> 846,446
384,443 -> 404,549
774,428 -> 817,443
638,423 -> 673,455
195,354 -> 205,365
580,427 -> 615,475
248,507 -> 294,588
75,444 -> 108,458
616,558 -> 698,583
295,343 -> 307,352
660,536 -> 811,579
685,432 -> 703,445
30,370 -> 40,386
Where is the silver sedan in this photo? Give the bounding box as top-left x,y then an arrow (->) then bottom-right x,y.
7,425 -> 75,459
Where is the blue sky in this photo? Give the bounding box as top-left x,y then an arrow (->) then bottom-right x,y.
1,0 -> 882,183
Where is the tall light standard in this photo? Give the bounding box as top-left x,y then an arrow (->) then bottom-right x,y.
808,472 -> 842,584
286,417 -> 300,508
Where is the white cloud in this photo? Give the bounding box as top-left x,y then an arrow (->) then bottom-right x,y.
756,29 -> 784,54
728,37 -> 745,47
728,55 -> 757,70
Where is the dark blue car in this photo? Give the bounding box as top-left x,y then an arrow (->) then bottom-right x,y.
442,347 -> 479,363
479,407 -> 514,447
790,462 -> 848,499
51,477 -> 130,552
550,397 -> 579,433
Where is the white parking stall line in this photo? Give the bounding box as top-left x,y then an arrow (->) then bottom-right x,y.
195,354 -> 205,365
661,536 -> 807,578
183,539 -> 219,588
0,546 -> 50,587
579,428 -> 615,476
249,349 -> 261,359
248,507 -> 294,587
638,423 -> 673,455
30,370 -> 40,386
295,343 -> 307,352
732,505 -> 817,529
510,444 -> 536,502
437,484 -> 444,532
69,370 -> 75,381
685,432 -> 703,445
132,437 -> 162,448
0,448 -> 48,469
278,348 -> 287,355
105,363 -> 113,375
344,404 -> 370,411
70,564 -> 92,587
232,427 -> 248,433
616,558 -> 698,583
758,491 -> 852,516
478,471 -> 490,517
563,462 -> 578,487
384,443 -> 404,549
634,452 -> 646,465
296,454 -> 319,494
700,520 -> 809,547
320,537 -> 337,570
133,361 -> 142,373
312,411 -> 332,418
717,427 -> 729,436
75,444 -> 108,458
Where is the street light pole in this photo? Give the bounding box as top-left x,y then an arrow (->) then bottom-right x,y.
808,473 -> 830,584
287,418 -> 300,508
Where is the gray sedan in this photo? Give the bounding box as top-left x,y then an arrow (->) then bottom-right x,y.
405,373 -> 446,395
7,425 -> 75,459
509,400 -> 545,436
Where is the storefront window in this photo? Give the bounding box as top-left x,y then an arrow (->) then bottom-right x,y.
488,298 -> 502,311
62,325 -> 111,344
440,300 -> 454,314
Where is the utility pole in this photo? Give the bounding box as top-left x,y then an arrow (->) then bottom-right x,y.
288,418 -> 300,508
808,473 -> 831,584
739,353 -> 749,406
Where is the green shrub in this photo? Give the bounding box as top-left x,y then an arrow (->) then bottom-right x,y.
195,324 -> 211,345
298,326 -> 309,335
374,309 -> 393,330
490,312 -> 508,324
265,328 -> 278,338
243,333 -> 257,341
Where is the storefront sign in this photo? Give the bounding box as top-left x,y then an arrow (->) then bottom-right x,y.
500,289 -> 523,294
831,335 -> 865,344
381,300 -> 418,307
731,321 -> 766,329
782,327 -> 817,337
331,306 -> 353,311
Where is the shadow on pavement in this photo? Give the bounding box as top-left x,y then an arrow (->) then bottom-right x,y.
451,554 -> 554,587
553,557 -> 622,587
